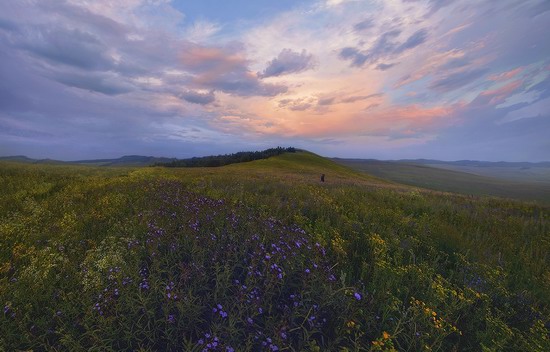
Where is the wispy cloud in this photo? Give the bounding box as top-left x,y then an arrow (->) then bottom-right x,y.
339,29 -> 428,68
259,49 -> 315,78
429,68 -> 490,92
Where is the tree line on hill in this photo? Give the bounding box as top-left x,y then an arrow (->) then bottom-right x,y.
153,147 -> 297,167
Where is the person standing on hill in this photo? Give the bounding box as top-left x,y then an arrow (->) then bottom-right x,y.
321,174 -> 325,182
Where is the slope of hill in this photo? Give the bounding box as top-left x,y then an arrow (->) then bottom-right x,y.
334,158 -> 550,204
1,151 -> 549,351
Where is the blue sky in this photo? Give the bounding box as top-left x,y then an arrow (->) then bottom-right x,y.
0,0 -> 549,161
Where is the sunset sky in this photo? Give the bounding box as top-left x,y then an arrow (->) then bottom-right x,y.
1,0 -> 549,161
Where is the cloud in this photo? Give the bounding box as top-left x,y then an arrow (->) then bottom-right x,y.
395,29 -> 428,53
318,97 -> 336,106
403,0 -> 455,16
258,49 -> 315,78
528,0 -> 550,18
339,29 -> 428,68
278,98 -> 314,111
194,70 -> 287,97
180,45 -> 245,72
52,71 -> 134,95
469,80 -> 524,107
439,56 -> 470,70
318,92 -> 383,106
21,26 -> 115,70
429,67 -> 489,92
0,18 -> 19,32
180,44 -> 287,97
277,92 -> 383,112
185,20 -> 221,42
179,90 -> 216,105
427,0 -> 455,14
488,67 -> 523,81
339,47 -> 368,67
341,93 -> 383,103
364,29 -> 402,61
353,19 -> 373,32
376,63 -> 396,71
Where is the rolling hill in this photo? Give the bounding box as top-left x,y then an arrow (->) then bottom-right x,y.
334,158 -> 550,204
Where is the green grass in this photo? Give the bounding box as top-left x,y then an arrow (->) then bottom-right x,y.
335,159 -> 550,204
425,163 -> 550,184
1,152 -> 549,351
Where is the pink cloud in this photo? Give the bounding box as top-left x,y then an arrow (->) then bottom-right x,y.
395,49 -> 468,88
488,67 -> 523,81
269,103 -> 455,139
180,45 -> 247,72
472,79 -> 523,106
179,44 -> 287,97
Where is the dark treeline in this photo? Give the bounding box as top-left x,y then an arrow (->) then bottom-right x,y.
154,147 -> 297,167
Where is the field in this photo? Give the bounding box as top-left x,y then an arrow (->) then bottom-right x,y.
334,159 -> 550,205
1,152 -> 549,351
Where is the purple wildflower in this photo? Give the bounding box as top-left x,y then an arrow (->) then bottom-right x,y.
354,292 -> 362,300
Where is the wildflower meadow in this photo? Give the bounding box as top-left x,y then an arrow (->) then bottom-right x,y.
1,152 -> 549,351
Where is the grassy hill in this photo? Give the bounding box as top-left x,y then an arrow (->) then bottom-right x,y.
334,158 -> 550,204
1,152 -> 549,351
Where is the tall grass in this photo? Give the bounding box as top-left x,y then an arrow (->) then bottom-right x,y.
1,153 -> 549,351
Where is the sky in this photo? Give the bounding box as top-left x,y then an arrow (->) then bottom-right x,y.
0,0 -> 549,161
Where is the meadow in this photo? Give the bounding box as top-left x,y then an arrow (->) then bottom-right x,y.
1,151 -> 549,351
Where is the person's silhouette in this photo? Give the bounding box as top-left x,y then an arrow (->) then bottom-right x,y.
321,174 -> 325,182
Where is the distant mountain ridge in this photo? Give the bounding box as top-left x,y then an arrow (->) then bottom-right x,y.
3,154 -> 549,168
0,155 -> 176,166
333,158 -> 550,168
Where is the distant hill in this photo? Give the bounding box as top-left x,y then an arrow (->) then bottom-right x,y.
0,155 -> 176,166
0,155 -> 37,163
72,155 -> 177,166
333,158 -> 550,204
391,159 -> 550,168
